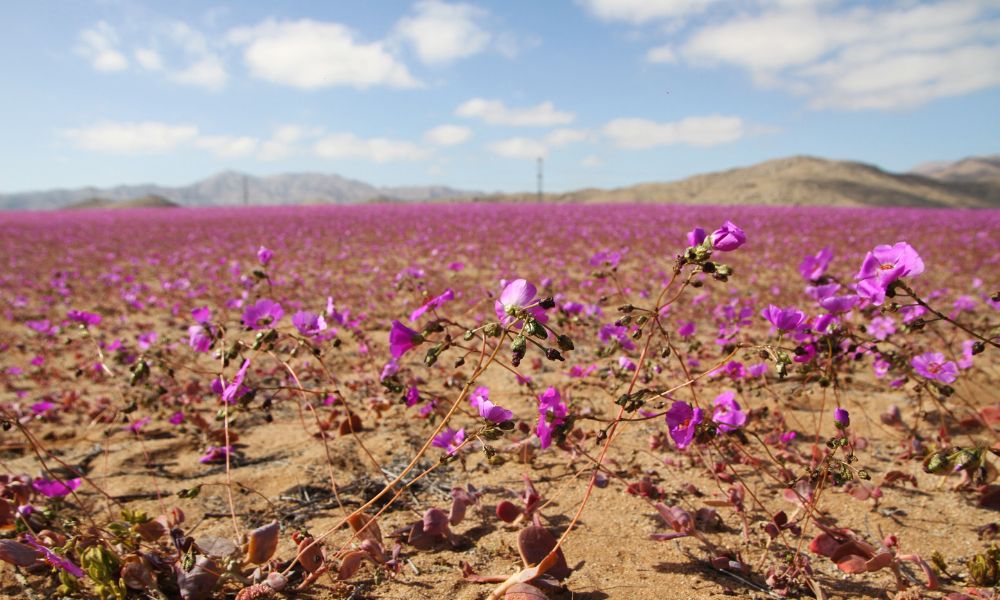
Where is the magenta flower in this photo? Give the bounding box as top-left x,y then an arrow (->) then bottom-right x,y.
257,245 -> 274,266
799,247 -> 833,281
67,310 -> 101,327
855,242 -> 924,305
32,477 -> 81,498
222,359 -> 251,404
677,321 -> 696,338
911,352 -> 958,383
761,305 -> 807,332
495,279 -> 548,327
24,535 -> 84,578
292,310 -> 327,337
389,320 -> 423,359
834,407 -> 850,429
819,294 -> 858,314
169,411 -> 185,425
868,316 -> 895,341
536,387 -> 568,449
188,324 -> 215,353
469,386 -> 514,423
126,416 -> 151,434
618,356 -> 637,371
380,359 -> 399,381
137,331 -> 157,350
686,227 -> 707,247
242,298 -> 283,330
712,391 -> 747,433
409,288 -> 455,322
432,427 -> 465,455
710,221 -> 746,252
199,445 -> 234,464
406,386 -> 420,407
589,249 -> 622,269
191,306 -> 212,323
665,401 -> 702,449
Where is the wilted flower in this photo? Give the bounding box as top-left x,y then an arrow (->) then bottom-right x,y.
665,401 -> 702,449
242,299 -> 283,330
911,351 -> 958,383
536,387 -> 567,449
855,242 -> 924,305
712,391 -> 747,433
222,359 -> 251,404
389,320 -> 423,359
710,221 -> 746,252
495,279 -> 548,327
410,288 -> 455,322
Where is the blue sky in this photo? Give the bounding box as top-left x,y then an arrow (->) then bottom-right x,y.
2,0 -> 999,194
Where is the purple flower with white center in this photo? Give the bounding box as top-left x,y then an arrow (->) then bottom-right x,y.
495,279 -> 548,327
799,247 -> 833,281
242,298 -> 283,330
409,288 -> 455,322
188,324 -> 215,353
665,401 -> 702,449
67,310 -> 101,327
469,386 -> 514,423
191,306 -> 212,323
868,316 -> 896,341
819,294 -> 858,314
710,221 -> 746,252
292,310 -> 327,337
686,227 -> 707,247
589,249 -> 621,269
389,320 -> 423,359
834,407 -> 850,429
32,477 -> 81,498
761,305 -> 807,333
911,352 -> 958,383
222,359 -> 251,404
257,246 -> 274,266
536,387 -> 568,449
432,427 -> 465,455
712,391 -> 747,433
855,242 -> 924,305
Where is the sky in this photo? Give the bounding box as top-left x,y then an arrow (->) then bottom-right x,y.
2,0 -> 999,194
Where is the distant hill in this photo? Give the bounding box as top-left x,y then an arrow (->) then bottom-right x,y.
0,171 -> 477,211
65,194 -> 180,210
459,155 -> 999,208
2,155 -> 998,210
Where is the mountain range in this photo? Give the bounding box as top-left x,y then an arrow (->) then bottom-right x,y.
1,154 -> 997,210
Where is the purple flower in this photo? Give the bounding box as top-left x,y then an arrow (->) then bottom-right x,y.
406,386 -> 420,407
819,295 -> 858,314
257,245 -> 274,266
67,310 -> 101,327
677,321 -> 696,338
242,298 -> 284,330
806,283 -> 841,300
959,340 -> 976,369
536,387 -> 568,449
495,279 -> 548,327
292,310 -> 327,337
137,331 -> 158,350
24,535 -> 84,578
834,407 -> 850,429
589,249 -> 621,269
799,247 -> 833,281
665,401 -> 702,449
432,427 -> 465,455
618,356 -> 637,371
192,306 -> 212,323
188,324 -> 215,353
32,477 -> 81,498
389,320 -> 423,359
30,401 -> 56,415
712,391 -> 747,433
855,242 -> 924,305
126,416 -> 151,434
169,411 -> 185,425
869,316 -> 896,341
380,359 -> 399,381
409,288 -> 455,322
780,430 -> 798,444
710,221 -> 746,252
222,359 -> 251,404
686,227 -> 707,247
911,352 -> 958,383
199,445 -> 233,464
761,305 -> 807,332
469,386 -> 514,423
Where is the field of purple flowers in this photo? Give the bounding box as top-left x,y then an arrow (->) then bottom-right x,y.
0,204 -> 998,599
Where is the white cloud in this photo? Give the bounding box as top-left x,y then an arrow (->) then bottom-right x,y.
170,55 -> 228,90
487,137 -> 549,159
581,155 -> 603,167
63,121 -> 199,153
77,21 -> 129,71
456,98 -> 575,126
424,124 -> 473,146
603,115 -> 745,149
580,0 -> 720,23
677,1 -> 1000,110
394,1 -> 491,65
162,21 -> 229,90
196,135 -> 257,158
646,44 -> 678,64
134,48 -> 163,70
313,133 -> 430,162
545,128 -> 590,146
229,19 -> 420,89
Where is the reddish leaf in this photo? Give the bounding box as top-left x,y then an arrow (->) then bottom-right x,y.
496,500 -> 522,523
517,525 -> 571,581
246,521 -> 280,564
0,539 -> 40,567
505,583 -> 549,599
177,556 -> 221,600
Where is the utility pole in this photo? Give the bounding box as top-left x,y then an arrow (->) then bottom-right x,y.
536,157 -> 543,203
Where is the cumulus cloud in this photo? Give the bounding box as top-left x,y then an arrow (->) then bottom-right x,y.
456,98 -> 575,126
258,125 -> 320,161
487,137 -> 549,159
195,135 -> 258,158
229,19 -> 420,89
579,0 -> 720,23
676,1 -> 1000,110
313,133 -> 430,162
645,44 -> 678,64
581,155 -> 603,167
545,128 -> 590,146
603,115 -> 745,149
63,121 -> 199,153
424,124 -> 473,146
171,55 -> 228,90
163,21 -> 229,90
134,48 -> 163,70
394,1 -> 491,65
76,21 -> 129,72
